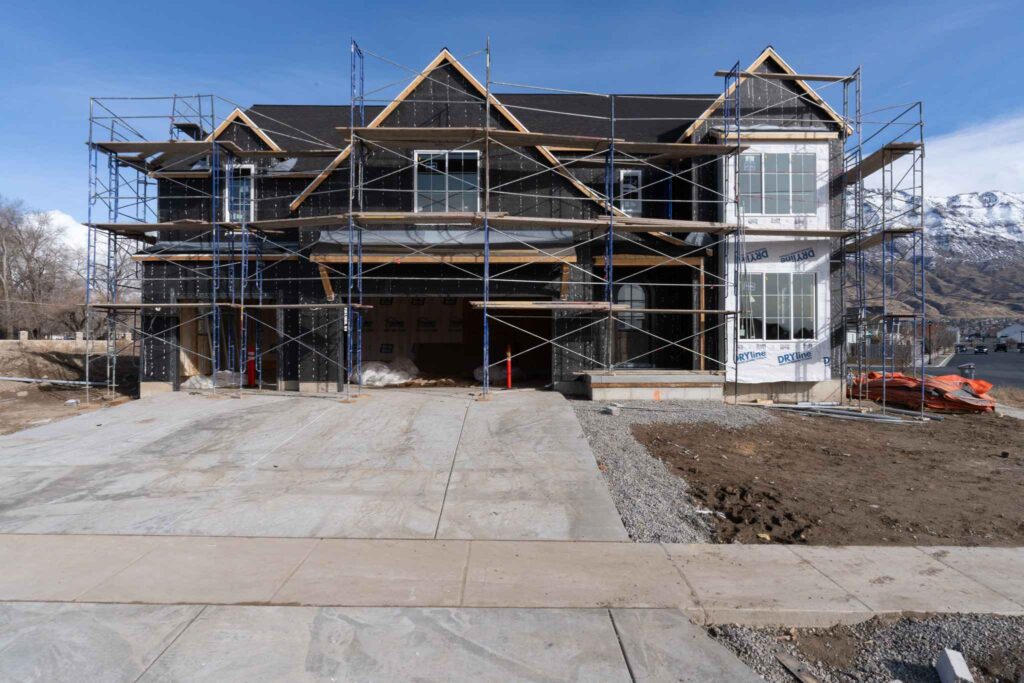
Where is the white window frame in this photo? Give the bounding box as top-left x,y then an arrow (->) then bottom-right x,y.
739,271 -> 817,342
737,152 -> 817,216
222,164 -> 256,223
617,169 -> 643,217
413,150 -> 481,213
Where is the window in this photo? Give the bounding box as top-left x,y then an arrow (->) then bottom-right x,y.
738,155 -> 762,214
737,152 -> 816,215
614,283 -> 646,330
739,272 -> 816,341
224,165 -> 255,222
415,151 -> 479,212
618,169 -> 642,217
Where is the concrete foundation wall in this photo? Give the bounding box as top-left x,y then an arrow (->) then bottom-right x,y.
731,379 -> 843,404
140,381 -> 175,397
589,385 -> 723,401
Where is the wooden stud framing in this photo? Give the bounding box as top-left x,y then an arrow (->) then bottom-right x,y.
318,265 -> 336,302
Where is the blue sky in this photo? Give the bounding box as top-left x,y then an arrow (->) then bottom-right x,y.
1,0 -> 1021,226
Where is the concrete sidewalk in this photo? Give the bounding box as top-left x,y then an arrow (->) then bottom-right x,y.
0,603 -> 763,682
3,535 -> 1021,626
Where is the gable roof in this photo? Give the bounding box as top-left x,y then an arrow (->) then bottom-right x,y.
677,47 -> 849,141
287,48 -> 620,214
207,108 -> 283,152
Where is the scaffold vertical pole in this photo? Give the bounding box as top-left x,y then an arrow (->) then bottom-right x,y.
345,38 -> 358,401
917,101 -> 927,415
724,61 -> 742,403
211,139 -> 222,391
85,98 -> 98,404
482,37 -> 492,397
354,42 -> 365,397
604,95 -> 616,369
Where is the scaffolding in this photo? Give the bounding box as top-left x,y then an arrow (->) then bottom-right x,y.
83,42 -> 924,411
837,78 -> 926,412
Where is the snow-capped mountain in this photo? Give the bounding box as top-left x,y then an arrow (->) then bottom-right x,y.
921,190 -> 1024,262
858,190 -> 1024,317
862,189 -> 1024,261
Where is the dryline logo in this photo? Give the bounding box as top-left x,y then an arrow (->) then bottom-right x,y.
742,248 -> 768,263
777,350 -> 813,365
781,248 -> 815,263
736,350 -> 767,363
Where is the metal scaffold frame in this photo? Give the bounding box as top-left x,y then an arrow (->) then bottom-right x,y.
837,79 -> 927,413
85,94 -> 364,401
343,40 -> 746,399
83,42 -> 924,410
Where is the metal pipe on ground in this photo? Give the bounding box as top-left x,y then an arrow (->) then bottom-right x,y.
0,376 -> 105,387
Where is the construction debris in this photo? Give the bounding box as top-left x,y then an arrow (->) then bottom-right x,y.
935,648 -> 975,683
0,376 -> 104,388
775,651 -> 821,683
767,404 -> 915,423
849,372 -> 996,413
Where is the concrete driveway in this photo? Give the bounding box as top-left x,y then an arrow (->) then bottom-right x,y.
0,388 -> 627,541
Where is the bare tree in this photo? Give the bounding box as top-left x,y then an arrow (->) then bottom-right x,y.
0,197 -> 25,339
0,196 -> 88,339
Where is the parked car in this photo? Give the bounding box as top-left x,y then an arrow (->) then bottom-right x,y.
955,344 -> 968,353
995,341 -> 1008,352
974,345 -> 989,354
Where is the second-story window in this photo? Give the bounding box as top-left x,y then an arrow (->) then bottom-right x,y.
738,152 -> 816,215
415,151 -> 480,212
618,169 -> 642,217
224,165 -> 255,223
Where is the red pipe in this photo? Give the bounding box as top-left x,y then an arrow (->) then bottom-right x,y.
506,345 -> 512,389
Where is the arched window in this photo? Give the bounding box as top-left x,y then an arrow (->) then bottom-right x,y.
615,283 -> 646,330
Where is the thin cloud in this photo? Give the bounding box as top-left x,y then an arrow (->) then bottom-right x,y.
924,113 -> 1024,196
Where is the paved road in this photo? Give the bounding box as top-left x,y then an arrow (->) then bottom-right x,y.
934,349 -> 1024,389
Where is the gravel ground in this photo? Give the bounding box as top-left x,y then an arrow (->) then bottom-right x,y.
572,399 -> 773,543
710,614 -> 1024,683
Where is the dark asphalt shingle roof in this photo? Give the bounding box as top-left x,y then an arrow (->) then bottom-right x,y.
245,92 -> 718,155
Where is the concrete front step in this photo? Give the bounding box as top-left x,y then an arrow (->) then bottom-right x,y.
3,534 -> 1022,626
583,370 -> 725,401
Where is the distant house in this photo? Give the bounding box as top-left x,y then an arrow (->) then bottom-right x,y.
998,323 -> 1024,342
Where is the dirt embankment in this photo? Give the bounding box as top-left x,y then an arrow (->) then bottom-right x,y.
633,411 -> 1024,546
0,341 -> 136,434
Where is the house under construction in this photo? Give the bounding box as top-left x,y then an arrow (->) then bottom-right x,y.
85,43 -> 926,406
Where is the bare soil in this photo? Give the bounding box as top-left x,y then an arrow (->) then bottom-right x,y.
0,342 -> 135,434
0,381 -> 111,435
632,411 -> 1024,545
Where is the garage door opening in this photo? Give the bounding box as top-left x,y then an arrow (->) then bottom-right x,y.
359,296 -> 552,386
177,306 -> 279,389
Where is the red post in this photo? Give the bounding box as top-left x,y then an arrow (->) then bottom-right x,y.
246,347 -> 256,387
505,345 -> 512,389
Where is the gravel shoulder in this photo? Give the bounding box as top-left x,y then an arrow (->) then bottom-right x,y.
572,399 -> 773,543
711,613 -> 1024,683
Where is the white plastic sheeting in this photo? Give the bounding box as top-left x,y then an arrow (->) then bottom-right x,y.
356,357 -> 420,387
181,371 -> 244,389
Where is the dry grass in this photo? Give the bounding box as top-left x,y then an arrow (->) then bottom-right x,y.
992,386 -> 1024,408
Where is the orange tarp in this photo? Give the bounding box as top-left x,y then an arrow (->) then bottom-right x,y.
848,372 -> 996,414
